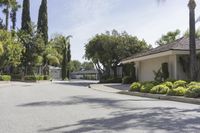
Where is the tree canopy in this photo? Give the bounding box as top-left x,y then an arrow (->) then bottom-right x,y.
156,29 -> 181,46
85,30 -> 150,78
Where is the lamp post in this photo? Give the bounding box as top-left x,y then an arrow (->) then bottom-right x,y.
188,0 -> 197,81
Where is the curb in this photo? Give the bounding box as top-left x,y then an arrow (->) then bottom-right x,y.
119,91 -> 200,105
89,84 -> 121,93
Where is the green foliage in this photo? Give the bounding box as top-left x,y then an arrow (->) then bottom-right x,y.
122,63 -> 136,81
18,24 -> 45,74
153,68 -> 163,82
21,0 -> 31,33
141,83 -> 154,93
81,61 -> 94,70
43,75 -> 50,80
37,0 -> 48,45
188,82 -> 200,87
0,29 -> 24,68
156,29 -> 180,46
11,74 -> 22,81
184,28 -> 200,39
100,77 -> 122,83
174,80 -> 187,88
167,87 -> 187,96
150,85 -> 169,94
24,75 -> 45,81
122,76 -> 135,84
0,75 -> 11,81
185,85 -> 200,98
24,75 -> 37,81
163,81 -> 173,89
130,82 -> 141,92
69,60 -> 81,72
85,30 -> 150,77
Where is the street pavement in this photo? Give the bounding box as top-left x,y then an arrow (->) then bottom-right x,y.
0,81 -> 200,133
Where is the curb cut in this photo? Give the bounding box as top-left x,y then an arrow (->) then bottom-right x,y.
118,91 -> 200,105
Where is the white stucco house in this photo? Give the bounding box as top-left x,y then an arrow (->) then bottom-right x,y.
121,37 -> 200,82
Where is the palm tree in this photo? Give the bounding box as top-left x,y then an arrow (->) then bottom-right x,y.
188,0 -> 197,81
157,0 -> 198,80
10,1 -> 20,30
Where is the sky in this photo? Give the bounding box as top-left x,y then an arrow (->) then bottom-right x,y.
6,0 -> 200,62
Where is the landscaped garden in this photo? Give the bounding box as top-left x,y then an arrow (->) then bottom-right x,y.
129,80 -> 200,98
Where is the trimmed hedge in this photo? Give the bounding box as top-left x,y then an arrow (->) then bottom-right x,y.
174,80 -> 187,88
185,85 -> 200,98
130,82 -> 141,92
129,80 -> 200,98
0,75 -> 11,81
141,83 -> 154,93
163,81 -> 173,89
150,85 -> 169,94
24,75 -> 48,81
167,87 -> 187,96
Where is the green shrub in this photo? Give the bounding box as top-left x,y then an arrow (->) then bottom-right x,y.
150,85 -> 169,94
130,82 -> 141,92
185,85 -> 200,98
141,83 -> 154,93
100,77 -> 122,83
44,75 -> 51,80
11,74 -> 22,81
24,75 -> 37,81
0,75 -> 11,81
122,76 -> 134,84
36,75 -> 44,81
167,87 -> 187,96
174,80 -> 187,88
163,81 -> 173,89
188,82 -> 200,87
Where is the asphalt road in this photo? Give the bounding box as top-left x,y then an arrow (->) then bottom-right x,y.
0,81 -> 200,133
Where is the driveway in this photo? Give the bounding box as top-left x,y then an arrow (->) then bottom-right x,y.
0,81 -> 200,133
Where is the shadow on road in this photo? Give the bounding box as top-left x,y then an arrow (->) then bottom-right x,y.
16,95 -> 200,132
52,80 -> 99,87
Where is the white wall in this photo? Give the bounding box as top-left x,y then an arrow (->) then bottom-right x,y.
136,55 -> 176,82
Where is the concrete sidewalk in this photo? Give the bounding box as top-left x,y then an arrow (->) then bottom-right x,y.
90,83 -> 130,93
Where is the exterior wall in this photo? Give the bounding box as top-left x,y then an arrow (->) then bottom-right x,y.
136,55 -> 176,82
176,55 -> 190,80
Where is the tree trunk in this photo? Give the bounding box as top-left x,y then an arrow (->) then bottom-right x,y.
188,0 -> 198,81
5,5 -> 9,30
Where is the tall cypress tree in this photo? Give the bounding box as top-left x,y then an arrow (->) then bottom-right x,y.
37,0 -> 48,45
21,0 -> 31,33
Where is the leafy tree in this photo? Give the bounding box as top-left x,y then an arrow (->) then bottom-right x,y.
69,60 -> 81,72
17,24 -> 45,75
85,30 -> 150,78
81,61 -> 94,70
0,29 -> 24,73
0,0 -> 16,30
156,29 -> 181,46
49,34 -> 72,80
21,0 -> 31,33
37,0 -> 48,45
184,28 -> 200,39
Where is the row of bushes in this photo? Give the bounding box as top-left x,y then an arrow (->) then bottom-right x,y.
130,80 -> 200,98
0,75 -> 11,81
24,75 -> 51,81
0,75 -> 51,81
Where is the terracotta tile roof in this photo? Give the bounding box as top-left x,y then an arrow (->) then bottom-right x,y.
122,37 -> 200,62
